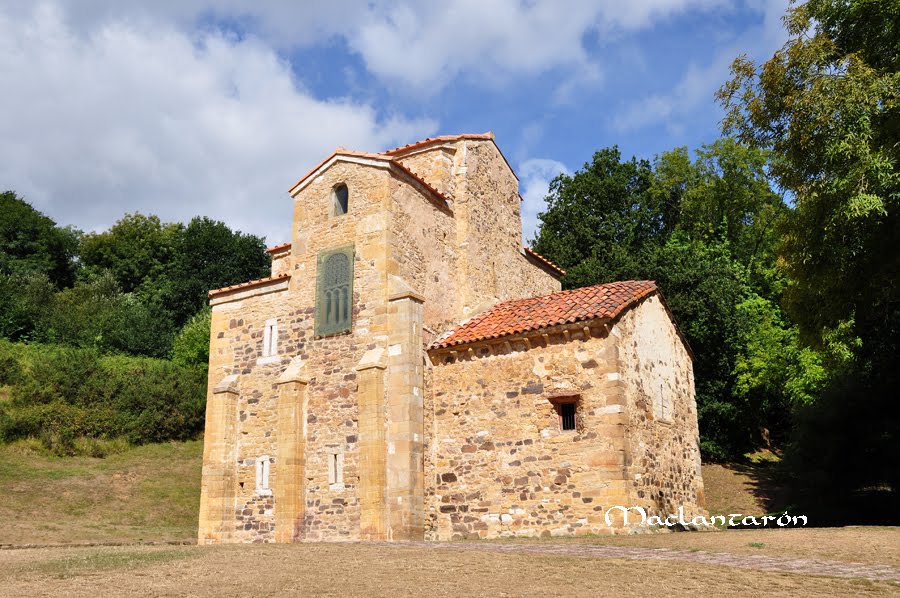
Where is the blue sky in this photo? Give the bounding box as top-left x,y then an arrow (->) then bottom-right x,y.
0,1 -> 788,244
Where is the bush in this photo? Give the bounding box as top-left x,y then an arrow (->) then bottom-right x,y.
0,342 -> 206,453
171,307 -> 211,372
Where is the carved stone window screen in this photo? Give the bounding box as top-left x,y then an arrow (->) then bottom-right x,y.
315,245 -> 354,337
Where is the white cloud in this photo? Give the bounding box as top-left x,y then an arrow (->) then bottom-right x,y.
26,1 -> 733,93
0,4 -> 435,242
613,0 -> 790,133
518,158 -> 570,244
349,0 -> 729,92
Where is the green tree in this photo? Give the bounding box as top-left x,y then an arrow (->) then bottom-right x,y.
161,217 -> 269,327
35,271 -> 175,358
531,147 -> 661,288
0,191 -> 79,288
718,0 -> 899,345
79,213 -> 181,294
718,0 -> 900,519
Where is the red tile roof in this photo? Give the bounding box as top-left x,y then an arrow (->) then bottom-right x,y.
381,132 -> 495,156
523,246 -> 566,278
208,273 -> 291,299
430,280 -> 657,349
266,242 -> 291,254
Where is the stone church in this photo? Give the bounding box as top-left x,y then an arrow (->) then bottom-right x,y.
198,132 -> 706,544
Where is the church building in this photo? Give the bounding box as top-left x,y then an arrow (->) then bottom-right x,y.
198,132 -> 706,543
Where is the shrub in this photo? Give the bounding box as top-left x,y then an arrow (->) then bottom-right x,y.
0,341 -> 206,453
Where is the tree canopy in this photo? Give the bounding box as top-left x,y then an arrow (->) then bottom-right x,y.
717,0 -> 899,519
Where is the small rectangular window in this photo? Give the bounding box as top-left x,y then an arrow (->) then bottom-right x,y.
262,319 -> 278,357
560,403 -> 577,431
327,452 -> 343,487
255,456 -> 271,495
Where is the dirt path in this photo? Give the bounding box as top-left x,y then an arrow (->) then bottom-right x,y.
378,541 -> 900,583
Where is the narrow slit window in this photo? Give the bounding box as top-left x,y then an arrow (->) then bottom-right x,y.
333,184 -> 349,216
262,319 -> 278,357
327,452 -> 343,486
255,456 -> 271,494
654,382 -> 672,422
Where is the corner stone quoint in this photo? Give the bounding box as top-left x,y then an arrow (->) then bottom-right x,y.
198,132 -> 706,544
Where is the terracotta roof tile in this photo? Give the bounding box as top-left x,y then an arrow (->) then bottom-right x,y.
208,273 -> 291,299
381,132 -> 494,156
430,280 -> 657,349
266,242 -> 292,254
523,246 -> 566,277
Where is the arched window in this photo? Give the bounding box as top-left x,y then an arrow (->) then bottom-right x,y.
333,183 -> 349,216
315,245 -> 354,336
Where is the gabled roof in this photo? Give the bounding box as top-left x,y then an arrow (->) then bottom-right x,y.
266,242 -> 291,254
430,280 -> 658,349
287,149 -> 452,214
382,131 -> 518,182
381,132 -> 495,156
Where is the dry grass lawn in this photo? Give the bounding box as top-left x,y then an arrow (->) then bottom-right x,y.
0,440 -> 202,546
0,542 -> 897,598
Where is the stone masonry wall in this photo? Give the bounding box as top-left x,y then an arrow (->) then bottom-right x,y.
615,295 -> 706,521
388,176 -> 460,333
202,285 -> 297,543
395,139 -> 560,324
425,325 -> 632,540
452,140 -> 559,312
288,160 -> 395,541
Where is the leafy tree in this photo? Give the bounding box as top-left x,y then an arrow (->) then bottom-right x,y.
0,272 -> 55,341
35,271 -> 175,358
0,191 -> 79,288
718,0 -> 899,518
161,217 -> 269,327
79,213 -> 180,294
531,148 -> 660,288
718,0 -> 899,346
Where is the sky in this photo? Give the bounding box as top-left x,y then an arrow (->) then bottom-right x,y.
0,0 -> 790,246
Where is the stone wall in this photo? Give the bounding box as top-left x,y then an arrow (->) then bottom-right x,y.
615,294 -> 706,521
395,139 -> 560,321
425,324 -> 632,540
388,175 -> 460,333
200,284 -> 296,544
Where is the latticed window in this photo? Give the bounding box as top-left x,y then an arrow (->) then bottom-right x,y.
315,245 -> 354,337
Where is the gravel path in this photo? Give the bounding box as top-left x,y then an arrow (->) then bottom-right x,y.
375,540 -> 900,583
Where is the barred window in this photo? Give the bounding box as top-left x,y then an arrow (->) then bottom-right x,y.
550,396 -> 579,433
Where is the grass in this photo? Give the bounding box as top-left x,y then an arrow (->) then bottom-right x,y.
32,548 -> 196,579
0,439 -> 202,546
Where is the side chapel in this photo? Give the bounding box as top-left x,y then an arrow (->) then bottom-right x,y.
198,132 -> 706,543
